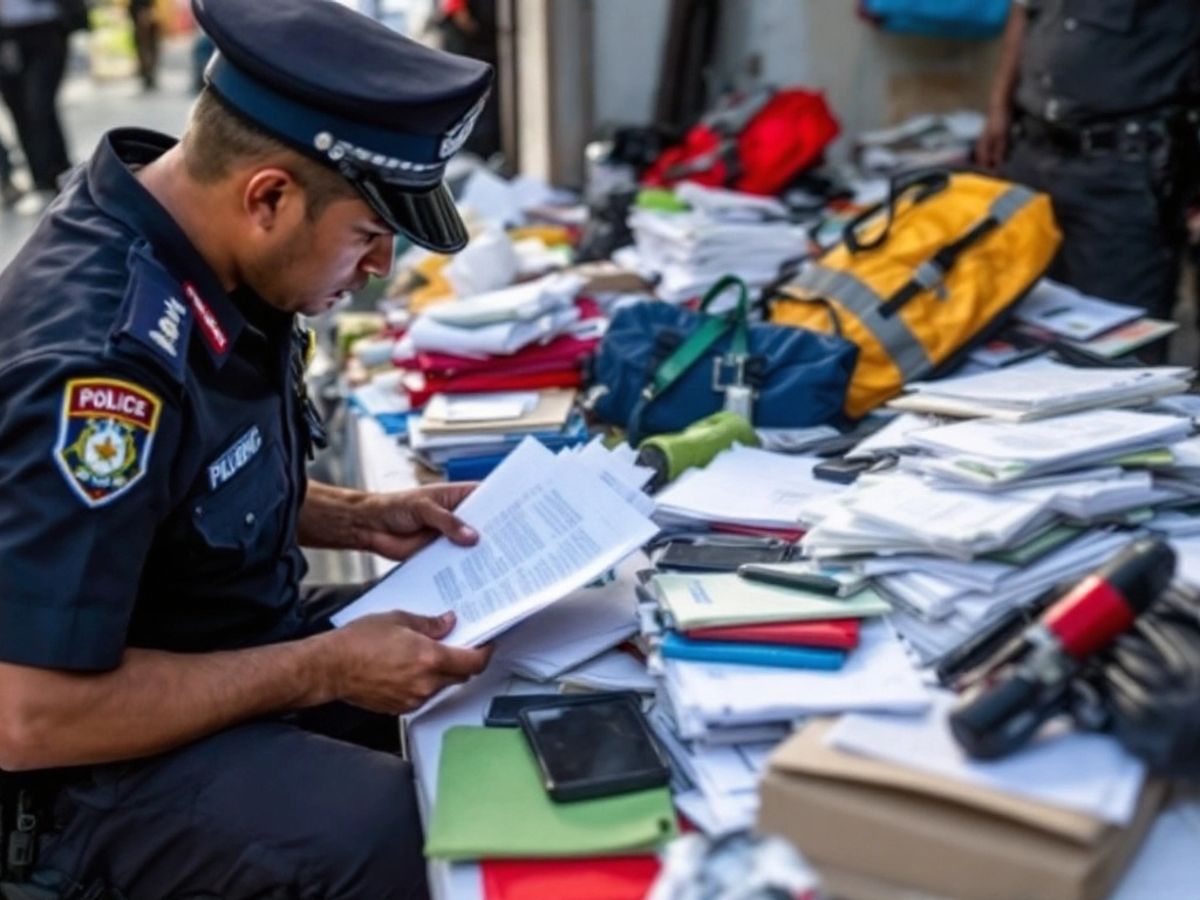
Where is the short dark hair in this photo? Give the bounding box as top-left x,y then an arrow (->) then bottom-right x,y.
181,89 -> 358,220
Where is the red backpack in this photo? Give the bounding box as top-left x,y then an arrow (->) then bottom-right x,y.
643,88 -> 840,196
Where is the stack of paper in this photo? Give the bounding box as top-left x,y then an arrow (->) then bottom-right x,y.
625,184 -> 809,304
657,622 -> 930,742
654,445 -> 846,531
891,358 -> 1192,421
332,438 -> 659,646
408,389 -> 589,477
827,697 -> 1146,826
907,409 -> 1192,488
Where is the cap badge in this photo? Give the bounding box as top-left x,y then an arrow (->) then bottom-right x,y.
440,93 -> 488,160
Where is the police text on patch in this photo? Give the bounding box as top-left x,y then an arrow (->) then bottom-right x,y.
209,425 -> 263,491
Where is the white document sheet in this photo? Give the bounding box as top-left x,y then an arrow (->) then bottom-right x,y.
557,648 -> 657,693
1014,279 -> 1143,340
842,472 -> 1052,555
828,696 -> 1146,826
1111,793 -> 1200,900
655,446 -> 844,528
910,409 -> 1189,466
491,554 -> 644,681
332,439 -> 659,646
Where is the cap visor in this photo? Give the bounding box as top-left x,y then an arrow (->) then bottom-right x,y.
360,180 -> 469,254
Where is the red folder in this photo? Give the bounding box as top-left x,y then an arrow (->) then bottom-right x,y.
413,333 -> 600,379
683,619 -> 860,650
481,856 -> 660,900
406,369 -> 583,409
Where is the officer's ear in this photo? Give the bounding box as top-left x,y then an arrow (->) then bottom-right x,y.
242,167 -> 303,233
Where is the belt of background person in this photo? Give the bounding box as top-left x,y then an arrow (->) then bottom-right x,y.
1015,107 -> 1197,158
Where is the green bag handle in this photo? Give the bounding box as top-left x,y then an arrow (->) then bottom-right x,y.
627,276 -> 752,445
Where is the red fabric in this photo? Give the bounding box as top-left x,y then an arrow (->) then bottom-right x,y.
481,856 -> 660,900
441,0 -> 468,15
643,89 -> 840,196
412,333 -> 600,379
406,369 -> 583,409
684,619 -> 861,650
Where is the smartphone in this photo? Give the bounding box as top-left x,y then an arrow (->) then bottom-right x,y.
656,540 -> 795,572
813,456 -> 876,484
519,695 -> 672,802
484,691 -> 640,728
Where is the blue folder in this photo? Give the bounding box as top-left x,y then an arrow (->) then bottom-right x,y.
659,632 -> 847,671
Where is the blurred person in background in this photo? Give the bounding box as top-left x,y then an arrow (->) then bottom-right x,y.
0,0 -> 83,216
977,0 -> 1200,330
129,0 -> 161,91
0,134 -> 22,208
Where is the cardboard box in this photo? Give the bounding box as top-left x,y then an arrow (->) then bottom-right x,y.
757,721 -> 1165,900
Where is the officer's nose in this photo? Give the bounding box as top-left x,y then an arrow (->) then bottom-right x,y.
361,233 -> 395,280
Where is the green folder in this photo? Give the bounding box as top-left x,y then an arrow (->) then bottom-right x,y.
424,726 -> 677,861
652,572 -> 892,630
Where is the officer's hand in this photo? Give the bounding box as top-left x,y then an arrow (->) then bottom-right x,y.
356,483 -> 480,561
976,106 -> 1011,169
322,610 -> 493,714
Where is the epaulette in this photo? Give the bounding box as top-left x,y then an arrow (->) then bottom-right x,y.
109,240 -> 194,383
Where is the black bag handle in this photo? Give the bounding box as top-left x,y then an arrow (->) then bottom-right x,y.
842,168 -> 951,254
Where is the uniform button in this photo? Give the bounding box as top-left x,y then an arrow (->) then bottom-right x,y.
1040,73 -> 1053,88
194,505 -> 203,516
245,512 -> 256,527
1045,98 -> 1061,122
1064,17 -> 1077,31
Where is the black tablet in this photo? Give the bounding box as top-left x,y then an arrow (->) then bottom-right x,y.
518,695 -> 672,802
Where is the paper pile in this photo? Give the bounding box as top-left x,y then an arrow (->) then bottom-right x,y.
623,183 -> 809,304
333,437 -> 658,646
407,389 -> 589,478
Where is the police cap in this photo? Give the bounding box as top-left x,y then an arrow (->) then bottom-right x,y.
193,0 -> 493,253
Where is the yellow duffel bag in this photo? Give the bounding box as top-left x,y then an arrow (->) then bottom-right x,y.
770,169 -> 1061,419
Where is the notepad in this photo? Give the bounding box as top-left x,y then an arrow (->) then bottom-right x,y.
651,571 -> 891,630
424,726 -> 677,860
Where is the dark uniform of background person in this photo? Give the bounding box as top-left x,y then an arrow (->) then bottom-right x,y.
977,0 -> 1200,337
0,0 -> 496,897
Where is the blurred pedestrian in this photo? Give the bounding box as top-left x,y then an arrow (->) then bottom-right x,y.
129,0 -> 161,91
0,0 -> 81,215
0,135 -> 22,207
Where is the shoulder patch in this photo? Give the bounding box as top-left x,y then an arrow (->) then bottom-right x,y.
112,242 -> 194,382
54,377 -> 162,508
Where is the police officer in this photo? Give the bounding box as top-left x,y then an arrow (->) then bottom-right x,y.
977,0 -> 1200,328
0,0 -> 495,897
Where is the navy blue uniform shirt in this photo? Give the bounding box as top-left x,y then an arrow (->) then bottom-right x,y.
0,128 -> 318,671
1016,0 -> 1200,126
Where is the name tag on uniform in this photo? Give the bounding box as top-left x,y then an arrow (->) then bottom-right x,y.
208,425 -> 263,491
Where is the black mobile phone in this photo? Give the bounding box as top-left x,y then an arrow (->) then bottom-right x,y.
484,691 -> 640,728
813,456 -> 876,485
519,695 -> 672,802
656,540 -> 794,572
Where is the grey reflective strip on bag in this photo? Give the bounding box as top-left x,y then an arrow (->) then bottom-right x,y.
793,265 -> 933,381
990,184 -> 1036,224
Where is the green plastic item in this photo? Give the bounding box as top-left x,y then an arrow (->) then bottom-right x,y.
635,188 -> 689,213
637,411 -> 759,491
424,726 -> 677,861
